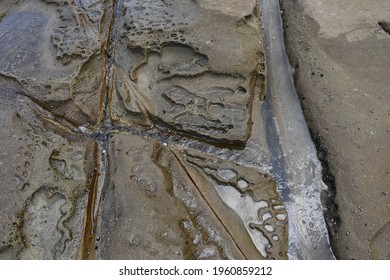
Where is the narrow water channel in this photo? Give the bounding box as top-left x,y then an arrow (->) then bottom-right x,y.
259,0 -> 335,259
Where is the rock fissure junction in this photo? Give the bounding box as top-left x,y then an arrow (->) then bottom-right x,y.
4,0 -> 386,260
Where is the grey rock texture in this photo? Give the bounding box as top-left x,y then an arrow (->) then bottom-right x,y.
281,0 -> 390,259
0,0 -> 289,260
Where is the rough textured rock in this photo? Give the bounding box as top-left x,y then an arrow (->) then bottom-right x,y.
111,0 -> 265,145
0,91 -> 96,259
177,148 -> 288,259
281,0 -> 390,259
0,0 -> 111,127
97,134 -> 256,260
0,0 -> 289,260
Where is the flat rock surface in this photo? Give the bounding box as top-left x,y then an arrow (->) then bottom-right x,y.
282,0 -> 390,259
0,0 -> 288,259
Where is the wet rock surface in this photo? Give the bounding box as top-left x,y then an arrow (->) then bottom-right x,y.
0,0 -> 289,259
178,149 -> 288,259
97,134 -> 258,259
281,0 -> 390,259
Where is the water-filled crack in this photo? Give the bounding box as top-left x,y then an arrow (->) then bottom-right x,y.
171,150 -> 248,259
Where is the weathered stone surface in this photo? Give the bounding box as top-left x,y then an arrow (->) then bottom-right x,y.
177,148 -> 288,259
96,134 -> 282,259
111,0 -> 265,144
281,0 -> 390,259
0,91 -> 96,259
0,0 -> 289,260
370,221 -> 390,259
0,0 -> 111,127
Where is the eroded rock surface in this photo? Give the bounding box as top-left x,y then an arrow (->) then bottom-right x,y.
111,0 -> 264,144
1,0 -> 289,260
281,0 -> 390,259
95,134 -> 287,259
0,0 -> 111,127
0,91 -> 96,259
177,149 -> 288,259
97,134 -> 254,259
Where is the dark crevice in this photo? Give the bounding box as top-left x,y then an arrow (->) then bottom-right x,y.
80,0 -> 124,259
151,115 -> 247,149
101,0 -> 124,127
81,142 -> 100,259
311,132 -> 340,260
378,21 -> 390,35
